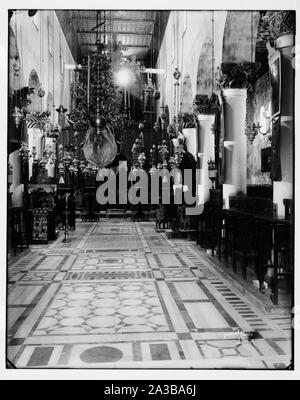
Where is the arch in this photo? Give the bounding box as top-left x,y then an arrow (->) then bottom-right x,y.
222,11 -> 261,64
181,73 -> 193,113
196,37 -> 213,95
27,69 -> 42,113
9,27 -> 22,94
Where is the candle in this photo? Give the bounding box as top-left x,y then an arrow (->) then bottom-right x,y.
46,160 -> 55,178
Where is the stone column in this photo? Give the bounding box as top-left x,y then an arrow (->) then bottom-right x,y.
268,11 -> 295,218
217,62 -> 260,207
197,114 -> 216,204
222,88 -> 248,196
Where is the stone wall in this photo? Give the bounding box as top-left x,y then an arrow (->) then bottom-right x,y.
9,10 -> 75,203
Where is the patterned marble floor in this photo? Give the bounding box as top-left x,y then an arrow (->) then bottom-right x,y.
7,220 -> 292,369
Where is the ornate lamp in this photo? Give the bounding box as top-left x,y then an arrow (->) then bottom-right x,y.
245,123 -> 259,144
208,158 -> 217,190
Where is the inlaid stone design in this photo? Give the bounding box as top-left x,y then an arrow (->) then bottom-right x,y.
65,271 -> 153,280
8,220 -> 292,369
81,235 -> 142,250
80,346 -> 123,363
33,282 -> 170,335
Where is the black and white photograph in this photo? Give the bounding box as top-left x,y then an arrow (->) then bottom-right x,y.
1,0 -> 299,381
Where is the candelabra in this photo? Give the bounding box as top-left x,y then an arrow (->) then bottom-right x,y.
245,120 -> 272,144
158,140 -> 169,164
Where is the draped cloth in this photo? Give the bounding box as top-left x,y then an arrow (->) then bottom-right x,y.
83,125 -> 117,168
270,116 -> 282,181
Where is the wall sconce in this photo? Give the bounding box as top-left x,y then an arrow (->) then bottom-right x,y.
245,122 -> 271,144
259,104 -> 271,135
245,105 -> 272,144
245,123 -> 259,144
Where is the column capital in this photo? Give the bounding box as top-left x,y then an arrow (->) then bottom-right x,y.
216,62 -> 261,91
268,11 -> 295,44
193,93 -> 220,115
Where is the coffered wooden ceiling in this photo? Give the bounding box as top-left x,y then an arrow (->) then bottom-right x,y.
70,10 -> 157,61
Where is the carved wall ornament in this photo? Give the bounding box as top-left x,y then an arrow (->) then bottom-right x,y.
215,62 -> 261,91
268,11 -> 295,40
177,112 -> 196,129
193,93 -> 221,115
257,13 -> 273,44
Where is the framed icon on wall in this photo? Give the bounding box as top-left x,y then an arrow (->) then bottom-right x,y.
269,51 -> 281,118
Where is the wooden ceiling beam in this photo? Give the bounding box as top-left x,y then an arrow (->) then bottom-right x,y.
77,30 -> 152,36
81,43 -> 149,48
72,17 -> 155,23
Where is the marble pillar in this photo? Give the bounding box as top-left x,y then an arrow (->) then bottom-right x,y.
268,11 -> 295,217
197,114 -> 216,204
222,88 -> 247,203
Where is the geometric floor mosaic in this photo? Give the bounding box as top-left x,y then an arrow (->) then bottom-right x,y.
7,220 -> 292,369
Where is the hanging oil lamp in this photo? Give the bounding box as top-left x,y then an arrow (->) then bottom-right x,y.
208,158 -> 217,189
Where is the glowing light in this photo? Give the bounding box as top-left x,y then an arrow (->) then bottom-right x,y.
115,68 -> 133,87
